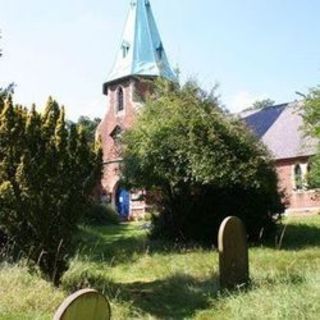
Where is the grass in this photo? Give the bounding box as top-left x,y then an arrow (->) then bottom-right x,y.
0,215 -> 320,319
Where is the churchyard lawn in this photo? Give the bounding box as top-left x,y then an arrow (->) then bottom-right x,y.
0,215 -> 319,319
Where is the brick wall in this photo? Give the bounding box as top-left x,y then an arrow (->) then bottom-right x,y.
98,79 -> 137,193
276,157 -> 320,213
97,77 -> 151,218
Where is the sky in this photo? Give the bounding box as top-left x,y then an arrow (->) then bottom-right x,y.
0,0 -> 319,120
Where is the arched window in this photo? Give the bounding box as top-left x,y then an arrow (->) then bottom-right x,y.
117,87 -> 124,112
294,164 -> 303,190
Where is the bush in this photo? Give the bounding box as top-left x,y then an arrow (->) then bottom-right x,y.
122,79 -> 285,245
0,97 -> 102,284
83,203 -> 120,226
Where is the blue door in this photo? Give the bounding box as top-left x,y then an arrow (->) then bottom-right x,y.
116,188 -> 130,219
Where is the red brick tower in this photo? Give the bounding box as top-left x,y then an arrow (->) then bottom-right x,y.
97,0 -> 176,219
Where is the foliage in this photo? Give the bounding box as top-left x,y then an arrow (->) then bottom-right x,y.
245,98 -> 275,111
76,116 -> 101,146
83,202 -> 120,226
0,96 -> 102,284
302,86 -> 320,138
121,79 -> 284,244
307,155 -> 320,189
0,84 -> 15,112
302,86 -> 320,188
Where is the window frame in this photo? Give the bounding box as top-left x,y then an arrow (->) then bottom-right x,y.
121,41 -> 130,59
156,43 -> 163,60
294,163 -> 303,191
116,87 -> 124,113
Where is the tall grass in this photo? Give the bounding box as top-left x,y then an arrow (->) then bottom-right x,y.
0,216 -> 320,319
0,263 -> 64,319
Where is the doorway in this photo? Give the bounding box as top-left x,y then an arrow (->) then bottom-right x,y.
116,187 -> 130,219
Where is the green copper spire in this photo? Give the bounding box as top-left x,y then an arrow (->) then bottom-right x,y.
106,0 -> 176,84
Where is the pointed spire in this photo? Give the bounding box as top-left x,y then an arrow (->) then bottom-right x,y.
106,0 -> 176,84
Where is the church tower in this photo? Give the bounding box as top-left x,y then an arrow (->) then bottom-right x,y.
97,0 -> 176,219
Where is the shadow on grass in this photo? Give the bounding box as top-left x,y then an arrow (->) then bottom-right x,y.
76,223 -> 206,266
77,217 -> 320,267
274,221 -> 320,250
68,272 -> 219,320
115,273 -> 219,319
69,220 -> 320,318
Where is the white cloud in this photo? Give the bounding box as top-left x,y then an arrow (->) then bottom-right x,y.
228,91 -> 269,113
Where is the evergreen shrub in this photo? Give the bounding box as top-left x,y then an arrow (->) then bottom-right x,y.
0,96 -> 102,284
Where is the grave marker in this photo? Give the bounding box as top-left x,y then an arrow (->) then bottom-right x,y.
53,289 -> 111,320
218,216 -> 249,289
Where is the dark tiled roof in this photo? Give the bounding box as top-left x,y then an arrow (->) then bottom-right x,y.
242,104 -> 287,138
240,102 -> 318,160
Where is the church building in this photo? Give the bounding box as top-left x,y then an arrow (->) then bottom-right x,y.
98,0 -> 320,219
97,0 -> 176,219
242,103 -> 320,214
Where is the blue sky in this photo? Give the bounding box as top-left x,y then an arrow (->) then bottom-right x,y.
1,0 -> 319,120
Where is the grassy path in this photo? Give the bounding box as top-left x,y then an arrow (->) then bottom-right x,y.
0,216 -> 320,319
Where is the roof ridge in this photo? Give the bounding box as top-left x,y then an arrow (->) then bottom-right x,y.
237,100 -> 303,117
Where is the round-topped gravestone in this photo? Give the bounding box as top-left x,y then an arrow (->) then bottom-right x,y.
218,216 -> 249,290
53,289 -> 111,320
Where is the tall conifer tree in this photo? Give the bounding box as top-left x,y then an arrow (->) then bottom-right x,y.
0,97 -> 102,284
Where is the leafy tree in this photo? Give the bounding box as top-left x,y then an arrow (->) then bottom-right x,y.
77,116 -> 101,145
302,86 -> 320,188
302,86 -> 320,138
0,96 -> 102,284
121,79 -> 284,244
245,98 -> 275,111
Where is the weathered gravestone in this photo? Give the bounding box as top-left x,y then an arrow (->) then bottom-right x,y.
53,289 -> 111,320
218,216 -> 249,290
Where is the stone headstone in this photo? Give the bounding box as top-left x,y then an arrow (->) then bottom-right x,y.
218,216 -> 249,290
53,289 -> 111,320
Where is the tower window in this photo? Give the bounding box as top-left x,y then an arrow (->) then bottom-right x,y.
110,125 -> 122,143
156,43 -> 163,60
122,42 -> 130,58
294,164 -> 303,190
117,87 -> 124,112
110,125 -> 123,154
